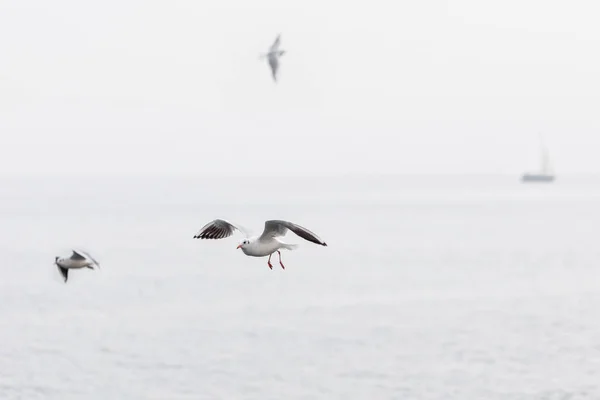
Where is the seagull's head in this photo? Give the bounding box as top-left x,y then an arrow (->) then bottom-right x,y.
236,238 -> 251,250
54,256 -> 59,264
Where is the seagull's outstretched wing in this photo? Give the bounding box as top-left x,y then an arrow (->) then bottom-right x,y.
259,220 -> 327,246
269,34 -> 281,52
268,57 -> 279,81
193,219 -> 249,240
75,249 -> 101,268
70,250 -> 87,261
57,264 -> 69,282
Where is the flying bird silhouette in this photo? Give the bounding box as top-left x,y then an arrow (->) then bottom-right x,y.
54,249 -> 100,282
193,219 -> 327,269
260,34 -> 286,82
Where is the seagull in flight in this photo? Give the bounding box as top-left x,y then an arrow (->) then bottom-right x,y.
193,219 -> 327,269
260,34 -> 286,82
54,249 -> 100,283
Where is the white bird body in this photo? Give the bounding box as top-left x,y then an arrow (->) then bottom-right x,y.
193,219 -> 326,269
55,257 -> 93,270
240,236 -> 297,257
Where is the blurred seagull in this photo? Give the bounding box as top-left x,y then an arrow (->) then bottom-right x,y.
55,249 -> 100,283
260,33 -> 286,82
193,219 -> 327,269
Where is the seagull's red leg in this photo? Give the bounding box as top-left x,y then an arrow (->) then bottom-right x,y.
267,253 -> 273,269
277,250 -> 285,269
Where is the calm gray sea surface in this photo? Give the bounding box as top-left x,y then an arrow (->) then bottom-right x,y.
1,175 -> 599,399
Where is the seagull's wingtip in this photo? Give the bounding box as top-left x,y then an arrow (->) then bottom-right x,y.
322,242 -> 328,247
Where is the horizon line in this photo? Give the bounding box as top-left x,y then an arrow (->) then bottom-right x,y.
1,172 -> 600,179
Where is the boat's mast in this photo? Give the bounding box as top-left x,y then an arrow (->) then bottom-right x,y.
539,133 -> 551,174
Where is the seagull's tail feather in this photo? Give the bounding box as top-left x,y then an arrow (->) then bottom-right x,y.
280,243 -> 299,251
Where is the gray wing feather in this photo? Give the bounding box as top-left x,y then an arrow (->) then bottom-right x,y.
71,249 -> 100,267
193,219 -> 245,240
270,34 -> 281,51
70,250 -> 86,261
57,264 -> 68,282
260,220 -> 327,246
268,57 -> 278,81
79,250 -> 100,268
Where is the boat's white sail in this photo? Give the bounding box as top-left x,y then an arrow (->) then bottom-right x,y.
539,135 -> 552,174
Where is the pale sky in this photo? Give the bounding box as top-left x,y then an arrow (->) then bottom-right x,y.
1,0 -> 599,176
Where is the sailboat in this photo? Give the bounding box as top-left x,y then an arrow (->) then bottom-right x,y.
521,134 -> 555,183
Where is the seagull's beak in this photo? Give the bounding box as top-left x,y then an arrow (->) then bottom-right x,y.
236,244 -> 242,249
